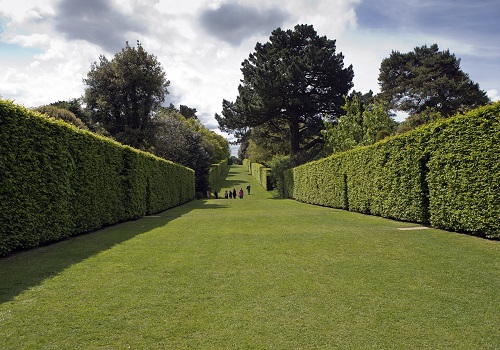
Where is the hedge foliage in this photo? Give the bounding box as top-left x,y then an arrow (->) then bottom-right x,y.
0,100 -> 195,256
243,160 -> 273,190
243,159 -> 252,173
426,104 -> 499,237
287,102 -> 500,239
208,159 -> 229,189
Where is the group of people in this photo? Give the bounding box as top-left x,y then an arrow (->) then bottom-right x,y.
225,188 -> 244,199
208,185 -> 251,200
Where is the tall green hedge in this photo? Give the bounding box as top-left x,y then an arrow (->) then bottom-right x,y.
287,102 -> 500,239
243,159 -> 252,173
426,104 -> 500,237
251,162 -> 272,190
0,100 -> 195,256
243,160 -> 273,190
291,155 -> 347,209
208,159 -> 229,189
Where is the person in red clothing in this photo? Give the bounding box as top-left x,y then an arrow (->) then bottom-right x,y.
239,188 -> 244,199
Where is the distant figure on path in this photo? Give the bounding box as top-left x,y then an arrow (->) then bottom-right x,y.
246,184 -> 251,195
224,190 -> 229,199
232,189 -> 237,199
229,190 -> 233,199
239,188 -> 244,199
206,190 -> 211,199
214,190 -> 218,199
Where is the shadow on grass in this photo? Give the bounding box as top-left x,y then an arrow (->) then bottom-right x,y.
212,167 -> 252,191
214,179 -> 249,190
0,199 -> 227,304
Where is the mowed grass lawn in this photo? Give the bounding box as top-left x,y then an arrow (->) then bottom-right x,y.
1,165 -> 499,349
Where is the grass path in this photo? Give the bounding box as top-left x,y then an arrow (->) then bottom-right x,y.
1,165 -> 499,349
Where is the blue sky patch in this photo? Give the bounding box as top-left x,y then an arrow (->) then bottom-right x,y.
0,42 -> 42,58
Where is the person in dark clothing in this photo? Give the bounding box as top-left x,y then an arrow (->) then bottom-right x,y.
246,184 -> 251,195
232,189 -> 237,199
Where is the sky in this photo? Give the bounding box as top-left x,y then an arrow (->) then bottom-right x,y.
1,0 -> 499,153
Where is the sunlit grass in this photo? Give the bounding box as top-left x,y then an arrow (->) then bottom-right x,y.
1,165 -> 499,349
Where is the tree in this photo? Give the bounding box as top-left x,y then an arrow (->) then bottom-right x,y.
83,41 -> 170,150
323,92 -> 396,154
216,24 -> 354,166
153,106 -> 230,193
378,44 -> 489,118
153,108 -> 210,193
185,118 -> 230,164
47,98 -> 110,136
246,139 -> 275,164
165,104 -> 230,164
33,105 -> 89,131
396,107 -> 444,134
49,98 -> 91,126
238,139 -> 249,160
179,105 -> 198,119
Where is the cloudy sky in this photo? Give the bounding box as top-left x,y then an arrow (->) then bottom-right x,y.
1,0 -> 499,148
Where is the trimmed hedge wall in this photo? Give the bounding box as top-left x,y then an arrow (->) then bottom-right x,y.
0,100 -> 195,256
208,159 -> 229,189
287,102 -> 500,239
426,104 -> 499,237
243,159 -> 252,173
251,162 -> 273,190
243,160 -> 273,190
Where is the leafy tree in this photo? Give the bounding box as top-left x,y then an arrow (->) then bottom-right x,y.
33,105 -> 89,130
47,98 -> 109,136
216,24 -> 354,166
166,104 -> 230,164
246,139 -> 274,164
184,118 -> 230,164
229,156 -> 241,165
153,108 -> 210,192
378,44 -> 490,118
396,107 -> 444,134
244,125 -> 290,164
49,98 -> 90,125
83,41 -> 170,150
153,107 -> 229,193
362,99 -> 396,144
323,92 -> 396,153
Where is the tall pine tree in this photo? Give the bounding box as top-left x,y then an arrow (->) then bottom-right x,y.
216,24 -> 353,166
378,44 -> 489,118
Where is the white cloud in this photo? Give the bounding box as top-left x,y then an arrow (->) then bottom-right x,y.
0,0 -> 498,147
0,36 -> 103,106
0,0 -> 55,21
487,89 -> 499,102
